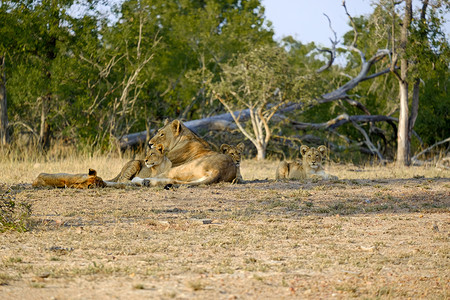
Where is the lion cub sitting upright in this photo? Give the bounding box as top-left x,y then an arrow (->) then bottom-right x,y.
276,145 -> 338,180
106,144 -> 172,186
220,142 -> 245,184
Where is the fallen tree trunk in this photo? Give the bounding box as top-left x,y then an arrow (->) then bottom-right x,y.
119,112 -> 399,150
118,112 -> 242,149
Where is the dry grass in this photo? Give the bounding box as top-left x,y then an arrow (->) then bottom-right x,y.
0,154 -> 449,299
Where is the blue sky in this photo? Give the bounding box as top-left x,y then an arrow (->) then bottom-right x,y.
262,0 -> 450,46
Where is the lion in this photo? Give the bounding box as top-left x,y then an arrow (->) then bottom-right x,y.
105,144 -> 172,187
133,119 -> 236,187
32,169 -> 107,189
220,142 -> 245,184
276,145 -> 338,180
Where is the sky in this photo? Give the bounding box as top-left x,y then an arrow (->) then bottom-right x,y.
261,0 -> 450,47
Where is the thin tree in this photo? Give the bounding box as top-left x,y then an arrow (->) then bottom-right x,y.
211,46 -> 317,160
0,55 -> 8,146
383,0 -> 449,165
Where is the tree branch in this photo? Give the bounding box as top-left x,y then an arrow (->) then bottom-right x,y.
342,0 -> 358,48
214,92 -> 257,146
351,120 -> 384,160
412,137 -> 450,161
316,14 -> 339,73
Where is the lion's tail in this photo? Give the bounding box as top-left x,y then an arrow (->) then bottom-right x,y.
173,176 -> 211,186
107,173 -> 120,182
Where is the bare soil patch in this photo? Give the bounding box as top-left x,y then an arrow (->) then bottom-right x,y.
0,160 -> 449,299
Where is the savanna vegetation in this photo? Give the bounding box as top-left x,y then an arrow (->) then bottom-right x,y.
0,0 -> 448,164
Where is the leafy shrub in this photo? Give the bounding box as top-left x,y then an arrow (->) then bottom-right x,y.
0,186 -> 31,232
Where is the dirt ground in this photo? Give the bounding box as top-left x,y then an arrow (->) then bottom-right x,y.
0,160 -> 449,299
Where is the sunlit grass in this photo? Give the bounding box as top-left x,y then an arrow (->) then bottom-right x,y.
0,143 -> 140,184
0,143 -> 448,185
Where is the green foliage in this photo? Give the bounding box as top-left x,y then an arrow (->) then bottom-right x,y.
0,0 -> 448,160
2,0 -> 276,149
414,69 -> 450,146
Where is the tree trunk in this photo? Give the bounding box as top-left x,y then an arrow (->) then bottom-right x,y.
396,0 -> 413,166
408,78 -> 420,151
407,1 -> 428,159
0,56 -> 8,146
397,81 -> 409,165
255,144 -> 266,160
39,95 -> 50,150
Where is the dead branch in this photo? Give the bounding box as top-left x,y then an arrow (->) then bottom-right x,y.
351,120 -> 384,160
316,14 -> 339,73
342,0 -> 358,48
344,97 -> 371,115
411,137 -> 450,161
281,48 -> 390,114
283,1 -> 391,111
291,114 -> 397,131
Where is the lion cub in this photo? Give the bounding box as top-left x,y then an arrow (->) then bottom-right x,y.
276,145 -> 338,180
106,144 -> 172,186
33,169 -> 106,189
220,142 -> 245,184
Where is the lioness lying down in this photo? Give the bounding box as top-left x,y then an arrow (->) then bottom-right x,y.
220,142 -> 244,184
276,145 -> 338,180
132,119 -> 237,187
32,169 -> 107,188
105,144 -> 172,186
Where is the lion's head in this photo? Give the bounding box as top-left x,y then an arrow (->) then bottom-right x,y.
220,142 -> 244,166
148,119 -> 212,167
85,169 -> 107,188
148,119 -> 179,151
144,144 -> 166,168
300,145 -> 327,170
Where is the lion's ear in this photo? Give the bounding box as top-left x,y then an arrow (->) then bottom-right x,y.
156,144 -> 164,154
88,169 -> 97,176
220,144 -> 230,153
236,142 -> 245,153
317,145 -> 327,156
300,145 -> 309,156
163,118 -> 169,126
171,120 -> 182,136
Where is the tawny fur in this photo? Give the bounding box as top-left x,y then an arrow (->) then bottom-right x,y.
105,144 -> 171,186
136,120 -> 237,187
276,145 -> 338,180
32,169 -> 106,189
220,142 -> 245,184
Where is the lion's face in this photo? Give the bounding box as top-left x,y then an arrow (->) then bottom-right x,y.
148,120 -> 180,152
220,143 -> 244,166
300,145 -> 327,170
86,176 -> 107,188
85,169 -> 107,188
145,144 -> 165,168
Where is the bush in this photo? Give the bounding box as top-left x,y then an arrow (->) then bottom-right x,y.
0,186 -> 31,233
